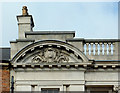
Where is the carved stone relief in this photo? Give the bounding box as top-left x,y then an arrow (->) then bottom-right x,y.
32,47 -> 69,63
113,85 -> 120,92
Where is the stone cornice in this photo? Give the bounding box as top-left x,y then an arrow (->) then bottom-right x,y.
12,62 -> 92,68
10,39 -> 35,43
11,61 -> 120,69
25,31 -> 75,37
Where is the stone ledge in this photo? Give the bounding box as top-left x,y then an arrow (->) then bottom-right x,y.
25,31 -> 75,37
84,39 -> 120,43
10,39 -> 35,43
12,62 -> 92,68
11,61 -> 120,69
95,60 -> 120,62
66,38 -> 120,42
66,38 -> 84,42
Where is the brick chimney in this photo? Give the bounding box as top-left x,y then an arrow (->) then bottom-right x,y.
17,6 -> 34,39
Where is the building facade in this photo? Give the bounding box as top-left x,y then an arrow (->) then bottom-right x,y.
1,6 -> 120,93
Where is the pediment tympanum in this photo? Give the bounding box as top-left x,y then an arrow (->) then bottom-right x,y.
17,47 -> 82,64
11,40 -> 89,65
32,47 -> 69,63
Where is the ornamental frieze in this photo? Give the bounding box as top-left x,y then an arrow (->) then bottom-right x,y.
32,47 -> 69,63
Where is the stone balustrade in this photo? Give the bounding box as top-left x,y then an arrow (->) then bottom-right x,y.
83,39 -> 120,60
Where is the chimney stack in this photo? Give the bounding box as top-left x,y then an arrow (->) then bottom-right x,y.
17,6 -> 34,39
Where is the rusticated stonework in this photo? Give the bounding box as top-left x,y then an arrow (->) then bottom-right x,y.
32,47 -> 69,63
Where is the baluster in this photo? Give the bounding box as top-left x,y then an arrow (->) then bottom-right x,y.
83,44 -> 85,54
112,42 -> 115,55
95,43 -> 98,55
90,43 -> 94,56
104,43 -> 107,55
99,42 -> 103,55
86,43 -> 89,55
108,42 -> 111,55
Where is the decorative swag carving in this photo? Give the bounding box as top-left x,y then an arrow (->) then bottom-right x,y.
32,48 -> 69,63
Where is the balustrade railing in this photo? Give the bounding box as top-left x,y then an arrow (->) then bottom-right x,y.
83,39 -> 120,60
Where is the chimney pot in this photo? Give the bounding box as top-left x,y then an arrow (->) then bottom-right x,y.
22,6 -> 28,15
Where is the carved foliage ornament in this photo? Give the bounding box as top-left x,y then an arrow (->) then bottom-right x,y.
113,85 -> 120,92
32,48 -> 69,63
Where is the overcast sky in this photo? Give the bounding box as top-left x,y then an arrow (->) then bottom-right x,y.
0,2 -> 118,47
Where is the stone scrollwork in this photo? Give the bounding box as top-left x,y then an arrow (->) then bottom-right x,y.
32,54 -> 43,64
113,85 -> 120,92
32,47 -> 69,63
56,53 -> 69,62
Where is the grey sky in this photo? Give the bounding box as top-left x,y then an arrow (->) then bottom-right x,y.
0,2 -> 118,47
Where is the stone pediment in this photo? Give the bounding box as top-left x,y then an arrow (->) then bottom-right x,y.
18,47 -> 83,64
11,40 -> 91,65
